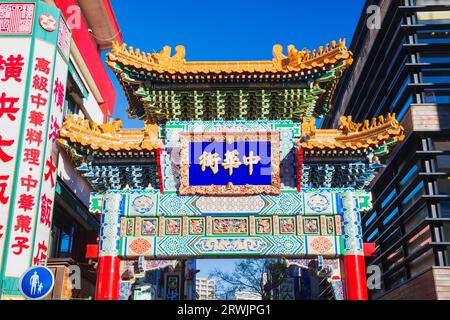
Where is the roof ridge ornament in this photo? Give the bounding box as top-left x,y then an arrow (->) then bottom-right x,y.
108,39 -> 352,74
300,113 -> 405,151
58,115 -> 161,153
106,39 -> 354,123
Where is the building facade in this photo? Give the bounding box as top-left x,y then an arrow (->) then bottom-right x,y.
38,0 -> 122,299
325,0 -> 450,300
195,277 -> 216,300
0,0 -> 121,299
45,0 -> 120,300
58,33 -> 406,300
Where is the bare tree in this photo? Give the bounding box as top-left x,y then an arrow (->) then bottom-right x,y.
210,259 -> 288,300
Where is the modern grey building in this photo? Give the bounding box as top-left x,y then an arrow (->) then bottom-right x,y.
195,277 -> 216,300
324,0 -> 450,299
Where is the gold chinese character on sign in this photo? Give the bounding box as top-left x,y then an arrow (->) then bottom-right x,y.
243,151 -> 261,176
222,150 -> 241,176
199,151 -> 221,174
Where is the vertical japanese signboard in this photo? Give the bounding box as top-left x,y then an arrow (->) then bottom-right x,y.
0,0 -> 71,296
31,15 -> 71,269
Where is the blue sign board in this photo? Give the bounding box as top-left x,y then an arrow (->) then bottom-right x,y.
189,141 -> 272,186
19,266 -> 55,300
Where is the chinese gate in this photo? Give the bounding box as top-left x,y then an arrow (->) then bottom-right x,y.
0,8 -> 406,299
57,40 -> 406,301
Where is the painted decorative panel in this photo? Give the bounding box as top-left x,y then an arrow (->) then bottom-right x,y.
128,192 -> 158,216
165,218 -> 182,235
141,218 -> 158,236
124,237 -> 155,256
95,189 -> 366,260
119,215 -> 336,238
255,218 -> 272,234
212,218 -> 248,235
194,196 -> 265,214
340,192 -> 364,255
92,190 -> 306,217
120,235 -> 340,258
279,217 -> 296,234
99,193 -> 122,257
303,217 -> 320,235
306,236 -> 338,256
92,189 -> 370,218
303,192 -> 337,215
188,218 -> 205,235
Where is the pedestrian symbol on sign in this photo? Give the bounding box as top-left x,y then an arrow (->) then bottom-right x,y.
19,266 -> 55,300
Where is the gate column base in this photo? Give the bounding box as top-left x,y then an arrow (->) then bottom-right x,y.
343,255 -> 368,300
96,256 -> 121,300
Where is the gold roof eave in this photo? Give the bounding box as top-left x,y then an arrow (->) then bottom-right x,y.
106,39 -> 353,76
58,115 -> 162,153
300,114 -> 405,151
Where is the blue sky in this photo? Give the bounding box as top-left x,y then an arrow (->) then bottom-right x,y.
106,0 -> 365,128
105,0 -> 365,278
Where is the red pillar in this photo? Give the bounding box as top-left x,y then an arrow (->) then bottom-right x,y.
343,255 -> 368,300
95,256 -> 121,300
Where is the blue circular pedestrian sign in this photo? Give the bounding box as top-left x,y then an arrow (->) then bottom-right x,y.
19,266 -> 55,300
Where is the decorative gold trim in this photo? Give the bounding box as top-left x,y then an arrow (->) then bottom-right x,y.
107,40 -> 353,76
299,113 -> 405,151
179,132 -> 281,196
58,114 -> 162,153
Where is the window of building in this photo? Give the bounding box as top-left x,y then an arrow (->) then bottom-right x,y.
50,211 -> 76,259
63,76 -> 88,119
416,30 -> 450,43
382,227 -> 402,248
365,211 -> 377,227
438,201 -> 450,218
388,77 -> 413,121
382,189 -> 397,209
65,94 -> 80,117
444,222 -> 450,243
400,165 -> 418,186
390,77 -> 410,107
407,225 -> 432,256
367,228 -> 379,242
414,1 -> 450,24
421,68 -> 450,84
402,181 -> 425,211
405,205 -> 429,233
419,52 -> 450,64
432,139 -> 450,151
414,0 -> 450,5
396,149 -> 416,173
423,88 -> 450,104
409,249 -> 435,277
436,155 -> 450,170
386,246 -> 405,270
383,208 -> 400,225
385,268 -> 408,291
436,177 -> 450,195
443,223 -> 450,264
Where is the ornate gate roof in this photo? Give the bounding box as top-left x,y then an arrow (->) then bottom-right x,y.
106,40 -> 353,123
